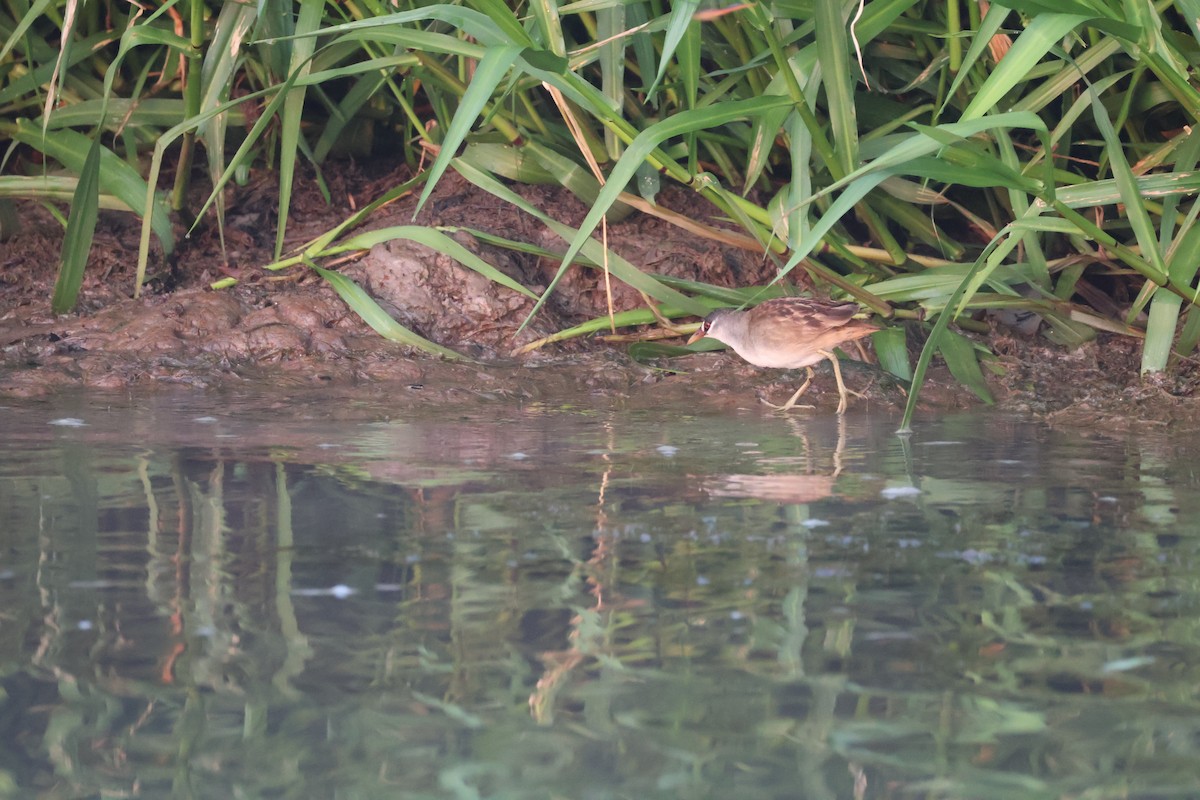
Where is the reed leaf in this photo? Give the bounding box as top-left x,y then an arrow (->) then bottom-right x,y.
324,225 -> 538,300
52,138 -> 100,313
413,44 -> 524,217
937,327 -> 994,404
308,262 -> 469,361
14,123 -> 174,256
872,326 -> 912,382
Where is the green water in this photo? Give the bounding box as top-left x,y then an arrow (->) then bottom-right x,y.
1,392 -> 1197,799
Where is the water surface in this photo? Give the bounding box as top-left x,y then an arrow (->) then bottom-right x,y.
2,392 -> 1197,799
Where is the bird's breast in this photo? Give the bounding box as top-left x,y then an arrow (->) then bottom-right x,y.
730,341 -> 825,369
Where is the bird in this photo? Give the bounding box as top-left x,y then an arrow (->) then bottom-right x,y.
686,297 -> 879,414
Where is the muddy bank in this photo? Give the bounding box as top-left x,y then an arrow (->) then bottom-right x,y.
2,165 -> 1197,426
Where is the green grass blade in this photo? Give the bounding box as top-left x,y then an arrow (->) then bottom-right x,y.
15,122 -> 174,254
816,0 -> 857,175
198,0 -> 258,239
900,232 -> 1015,431
0,0 -> 58,63
326,225 -> 538,300
413,44 -> 523,217
820,112 -> 1049,198
851,0 -> 922,40
52,138 -> 101,313
522,302 -> 725,351
960,13 -> 1090,122
275,0 -> 325,260
937,328 -> 994,403
0,30 -> 112,108
1143,289 -> 1182,373
41,98 -> 201,130
995,129 -> 1049,287
460,140 -> 629,214
746,81 -> 794,196
308,262 -> 470,361
527,0 -> 564,57
1054,171 -> 1200,207
1085,76 -> 1170,287
871,325 -> 911,381
646,0 -> 698,100
1178,0 -> 1200,43
0,176 -> 137,209
1158,118 -> 1200,250
940,2 -> 1008,115
467,0 -> 534,47
1145,224 -> 1200,370
953,210 -> 1049,318
261,5 -> 509,46
597,1 -> 628,158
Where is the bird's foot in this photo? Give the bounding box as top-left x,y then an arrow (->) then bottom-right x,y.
762,395 -> 815,412
760,367 -> 817,412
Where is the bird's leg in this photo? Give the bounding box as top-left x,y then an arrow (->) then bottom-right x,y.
764,366 -> 816,411
821,349 -> 862,414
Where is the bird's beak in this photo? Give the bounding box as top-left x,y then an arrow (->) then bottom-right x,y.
686,327 -> 706,346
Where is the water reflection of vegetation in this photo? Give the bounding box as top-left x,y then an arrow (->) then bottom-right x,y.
1,411 -> 1199,797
